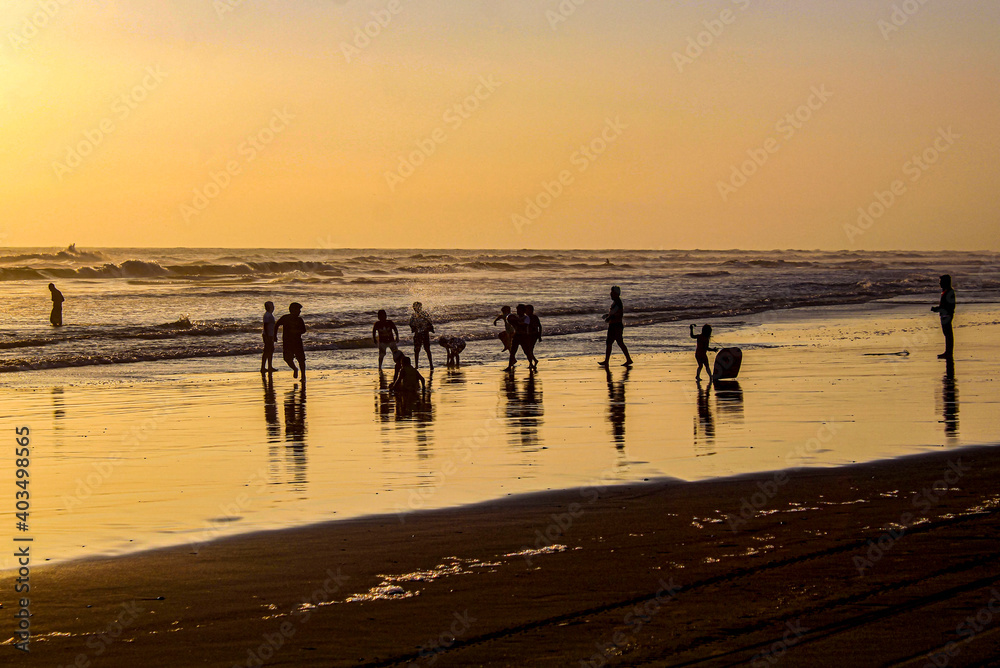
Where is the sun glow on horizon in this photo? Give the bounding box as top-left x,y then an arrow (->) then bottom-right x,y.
1,1 -> 998,250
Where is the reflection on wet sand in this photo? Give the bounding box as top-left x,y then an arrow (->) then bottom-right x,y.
375,372 -> 435,451
440,368 -> 466,386
501,369 -> 544,449
262,375 -> 280,444
376,372 -> 394,422
606,367 -> 629,450
714,379 -> 744,422
694,382 -> 715,451
52,386 -> 66,443
282,383 -> 308,490
942,359 -> 958,438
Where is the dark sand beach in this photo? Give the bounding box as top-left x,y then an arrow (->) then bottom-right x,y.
10,444 -> 1000,667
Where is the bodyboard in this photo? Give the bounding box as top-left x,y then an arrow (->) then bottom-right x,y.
713,347 -> 742,380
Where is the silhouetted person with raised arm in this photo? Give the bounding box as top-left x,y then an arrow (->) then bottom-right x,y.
599,286 -> 633,367
372,309 -> 399,370
409,302 -> 434,371
931,274 -> 956,359
690,324 -> 719,382
275,302 -> 307,380
261,301 -> 277,374
48,283 -> 64,327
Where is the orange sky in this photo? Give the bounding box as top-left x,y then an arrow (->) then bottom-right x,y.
1,1 -> 998,250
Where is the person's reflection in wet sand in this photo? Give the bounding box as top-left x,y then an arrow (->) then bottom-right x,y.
395,375 -> 434,455
606,366 -> 629,450
283,383 -> 308,489
375,371 -> 394,422
694,381 -> 715,451
942,358 -> 958,438
52,386 -> 66,444
441,367 -> 466,386
501,369 -> 543,449
262,374 -> 280,443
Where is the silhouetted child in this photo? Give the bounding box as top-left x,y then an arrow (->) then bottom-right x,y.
690,324 -> 719,382
526,305 -> 541,369
409,302 -> 434,370
276,302 -> 307,379
261,301 -> 277,373
372,309 -> 400,369
931,274 -> 956,359
390,348 -> 405,385
390,355 -> 426,395
438,336 -> 466,366
48,283 -> 64,327
493,305 -> 513,351
600,286 -> 633,367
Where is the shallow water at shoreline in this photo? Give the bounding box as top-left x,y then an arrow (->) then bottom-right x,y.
2,301 -> 998,568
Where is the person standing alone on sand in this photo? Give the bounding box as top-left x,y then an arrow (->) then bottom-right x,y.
409,302 -> 434,370
276,302 -> 307,379
599,286 -> 633,367
690,324 -> 718,382
261,301 -> 278,373
373,310 -> 400,370
48,283 -> 64,327
931,274 -> 956,359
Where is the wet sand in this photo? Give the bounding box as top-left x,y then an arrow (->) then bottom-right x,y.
6,301 -> 1000,567
2,301 -> 999,665
8,445 -> 1000,666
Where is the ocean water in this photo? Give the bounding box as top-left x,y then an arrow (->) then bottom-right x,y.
2,247 -> 998,374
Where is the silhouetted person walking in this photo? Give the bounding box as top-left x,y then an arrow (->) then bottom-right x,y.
276,302 -> 307,379
599,286 -> 633,367
931,274 -> 956,359
409,302 -> 434,370
526,305 -> 541,370
48,283 -> 64,327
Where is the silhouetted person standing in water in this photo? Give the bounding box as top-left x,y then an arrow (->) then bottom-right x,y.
276,302 -> 307,379
931,274 -> 956,359
48,283 -> 64,327
599,286 -> 633,367
409,302 -> 434,371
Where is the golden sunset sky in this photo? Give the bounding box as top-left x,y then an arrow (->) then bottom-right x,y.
1,0 -> 998,250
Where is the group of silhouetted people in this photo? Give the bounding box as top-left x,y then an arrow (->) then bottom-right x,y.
261,301 -> 307,379
253,276 -> 959,391
494,303 -> 542,370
